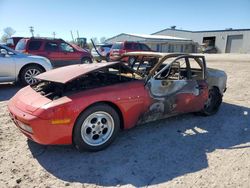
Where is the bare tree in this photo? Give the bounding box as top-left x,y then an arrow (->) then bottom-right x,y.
1,27 -> 16,43
1,34 -> 8,43
3,27 -> 16,37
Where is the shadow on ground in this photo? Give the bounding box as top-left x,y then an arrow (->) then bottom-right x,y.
28,102 -> 250,187
0,83 -> 22,101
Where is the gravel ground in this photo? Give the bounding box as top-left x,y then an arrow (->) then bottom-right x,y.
0,54 -> 250,188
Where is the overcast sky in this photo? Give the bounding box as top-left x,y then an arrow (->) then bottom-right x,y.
0,0 -> 249,42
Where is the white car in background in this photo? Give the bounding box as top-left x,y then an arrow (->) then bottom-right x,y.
0,44 -> 52,85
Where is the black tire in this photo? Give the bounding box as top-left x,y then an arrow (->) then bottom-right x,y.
20,65 -> 44,86
81,57 -> 93,64
199,88 -> 222,116
73,103 -> 120,152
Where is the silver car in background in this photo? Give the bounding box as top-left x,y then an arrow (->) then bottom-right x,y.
0,44 -> 52,85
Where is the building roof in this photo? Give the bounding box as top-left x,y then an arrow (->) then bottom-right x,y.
105,33 -> 192,43
152,28 -> 250,35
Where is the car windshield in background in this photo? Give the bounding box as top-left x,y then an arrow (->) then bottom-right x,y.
112,43 -> 122,49
15,39 -> 27,51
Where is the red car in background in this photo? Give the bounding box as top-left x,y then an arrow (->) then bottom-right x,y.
15,37 -> 92,68
109,41 -> 153,65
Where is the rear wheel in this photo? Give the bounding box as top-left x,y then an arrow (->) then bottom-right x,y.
73,104 -> 120,152
200,88 -> 222,116
81,57 -> 92,64
20,65 -> 44,85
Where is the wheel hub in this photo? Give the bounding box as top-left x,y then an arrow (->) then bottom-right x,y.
24,69 -> 41,84
81,111 -> 114,146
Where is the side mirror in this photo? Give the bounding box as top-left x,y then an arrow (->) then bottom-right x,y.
0,49 -> 8,57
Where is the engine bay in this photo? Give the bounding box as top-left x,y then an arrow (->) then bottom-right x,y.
32,71 -> 137,100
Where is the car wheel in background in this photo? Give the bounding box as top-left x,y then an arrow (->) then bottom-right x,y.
73,103 -> 120,152
200,88 -> 222,116
20,65 -> 44,85
81,57 -> 93,64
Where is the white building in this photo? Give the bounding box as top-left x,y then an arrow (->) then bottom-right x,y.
153,28 -> 250,53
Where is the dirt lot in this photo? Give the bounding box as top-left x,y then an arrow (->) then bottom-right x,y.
1,54 -> 250,188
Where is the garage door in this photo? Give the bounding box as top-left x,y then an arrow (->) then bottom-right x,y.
225,35 -> 243,53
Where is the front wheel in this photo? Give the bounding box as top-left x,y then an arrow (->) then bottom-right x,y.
200,88 -> 222,116
81,57 -> 93,64
73,104 -> 120,152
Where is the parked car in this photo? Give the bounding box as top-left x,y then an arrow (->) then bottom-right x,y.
15,37 -> 92,67
91,43 -> 112,62
6,37 -> 23,49
8,52 -> 227,151
0,44 -> 52,85
109,41 -> 153,65
198,43 -> 218,53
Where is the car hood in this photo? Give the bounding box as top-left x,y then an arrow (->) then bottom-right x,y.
36,62 -> 120,84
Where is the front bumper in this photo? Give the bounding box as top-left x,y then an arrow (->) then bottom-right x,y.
8,100 -> 73,145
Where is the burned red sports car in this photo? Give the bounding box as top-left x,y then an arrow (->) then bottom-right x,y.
8,52 -> 227,151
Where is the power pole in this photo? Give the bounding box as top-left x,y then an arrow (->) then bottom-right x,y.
52,32 -> 56,39
29,26 -> 34,37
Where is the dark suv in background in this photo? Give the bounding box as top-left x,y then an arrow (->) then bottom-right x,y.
109,41 -> 153,65
15,37 -> 92,67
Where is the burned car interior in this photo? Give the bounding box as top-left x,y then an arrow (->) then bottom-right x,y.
124,52 -> 206,81
154,55 -> 206,81
32,52 -> 207,100
32,63 -> 142,100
